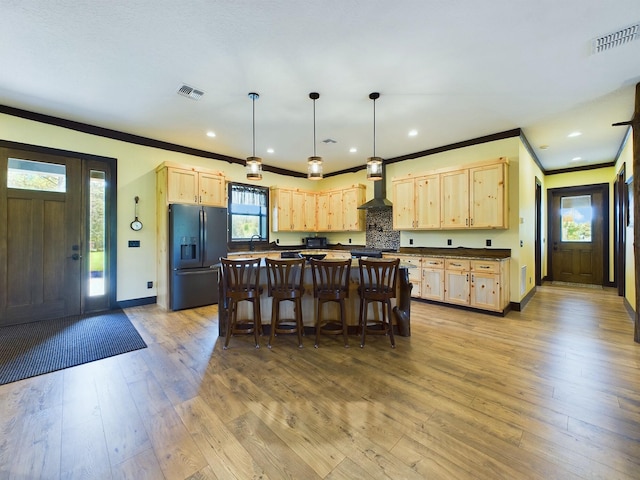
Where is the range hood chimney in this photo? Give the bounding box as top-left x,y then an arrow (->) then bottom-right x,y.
358,163 -> 392,210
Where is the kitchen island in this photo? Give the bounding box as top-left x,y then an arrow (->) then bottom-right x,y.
218,255 -> 413,341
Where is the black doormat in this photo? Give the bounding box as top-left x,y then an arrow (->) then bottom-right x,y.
0,309 -> 147,385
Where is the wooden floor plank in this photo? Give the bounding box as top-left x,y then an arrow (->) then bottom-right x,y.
1,283 -> 638,479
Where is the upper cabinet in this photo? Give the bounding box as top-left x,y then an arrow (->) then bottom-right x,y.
392,157 -> 508,231
272,184 -> 365,232
156,162 -> 226,207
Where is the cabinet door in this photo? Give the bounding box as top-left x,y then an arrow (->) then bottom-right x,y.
416,174 -> 440,229
392,178 -> 416,229
303,192 -> 317,231
291,190 -> 306,231
316,193 -> 330,231
470,272 -> 500,310
444,269 -> 469,305
198,172 -> 225,207
342,186 -> 365,231
422,268 -> 444,301
441,169 -> 469,229
470,163 -> 507,228
166,168 -> 198,204
328,191 -> 343,231
272,189 -> 293,232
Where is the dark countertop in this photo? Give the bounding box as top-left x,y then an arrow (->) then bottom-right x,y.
396,247 -> 511,259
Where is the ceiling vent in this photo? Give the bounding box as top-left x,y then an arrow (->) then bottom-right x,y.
592,22 -> 639,54
177,84 -> 204,100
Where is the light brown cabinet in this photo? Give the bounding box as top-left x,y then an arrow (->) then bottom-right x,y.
273,184 -> 364,232
392,174 -> 440,229
384,253 -> 510,313
443,259 -> 471,305
157,162 -> 226,207
341,186 -> 366,231
271,188 -> 318,232
421,256 -> 445,301
392,157 -> 508,230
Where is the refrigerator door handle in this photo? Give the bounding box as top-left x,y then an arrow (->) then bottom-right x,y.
200,208 -> 206,263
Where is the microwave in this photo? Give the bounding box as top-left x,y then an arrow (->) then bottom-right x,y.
305,237 -> 327,248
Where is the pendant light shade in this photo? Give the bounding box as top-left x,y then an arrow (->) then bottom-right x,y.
307,92 -> 323,180
366,92 -> 383,181
246,92 -> 263,181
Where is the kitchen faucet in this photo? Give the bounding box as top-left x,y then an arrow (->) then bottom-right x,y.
249,234 -> 261,251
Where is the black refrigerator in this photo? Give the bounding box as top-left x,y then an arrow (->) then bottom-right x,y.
169,204 -> 227,310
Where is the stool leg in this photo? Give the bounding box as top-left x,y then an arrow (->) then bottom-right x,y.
295,297 -> 303,348
340,298 -> 349,348
360,299 -> 368,348
314,299 -> 322,348
224,300 -> 236,350
386,299 -> 395,348
253,298 -> 261,349
268,297 -> 277,348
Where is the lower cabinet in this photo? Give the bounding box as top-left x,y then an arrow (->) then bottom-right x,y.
421,257 -> 444,301
386,254 -> 510,313
443,259 -> 470,306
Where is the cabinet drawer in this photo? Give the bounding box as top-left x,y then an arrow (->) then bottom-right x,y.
471,260 -> 499,273
445,259 -> 469,271
396,255 -> 422,268
422,257 -> 444,269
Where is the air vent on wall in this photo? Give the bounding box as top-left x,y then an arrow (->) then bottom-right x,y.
177,84 -> 204,100
592,22 -> 639,54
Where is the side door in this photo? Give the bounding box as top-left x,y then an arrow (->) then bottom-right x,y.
0,148 -> 82,325
549,185 -> 606,285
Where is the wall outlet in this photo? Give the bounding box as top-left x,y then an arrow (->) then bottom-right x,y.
447,239 -> 452,246
147,281 -> 153,289
409,238 -> 413,245
348,238 -> 352,243
276,238 -> 279,244
486,239 -> 491,246
520,240 -> 524,247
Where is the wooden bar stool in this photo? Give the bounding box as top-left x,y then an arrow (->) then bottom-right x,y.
220,257 -> 263,349
265,257 -> 306,348
358,257 -> 400,348
310,258 -> 351,348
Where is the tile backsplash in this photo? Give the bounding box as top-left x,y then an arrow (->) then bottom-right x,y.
365,209 -> 400,251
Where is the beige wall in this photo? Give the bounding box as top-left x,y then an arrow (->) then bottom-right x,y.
2,111 -> 626,307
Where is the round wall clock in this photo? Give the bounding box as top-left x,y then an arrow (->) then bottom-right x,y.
130,196 -> 143,231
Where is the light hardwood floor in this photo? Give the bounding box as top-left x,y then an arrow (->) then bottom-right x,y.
1,284 -> 639,479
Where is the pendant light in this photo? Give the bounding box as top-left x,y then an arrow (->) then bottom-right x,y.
366,92 -> 383,181
246,92 -> 262,181
307,92 -> 323,180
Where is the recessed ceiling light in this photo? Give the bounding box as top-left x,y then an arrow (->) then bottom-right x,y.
568,131 -> 582,138
349,147 -> 357,153
267,148 -> 274,154
408,130 -> 418,137
571,156 -> 582,162
206,131 -> 216,138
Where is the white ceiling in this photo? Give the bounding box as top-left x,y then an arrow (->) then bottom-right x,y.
1,1 -> 639,175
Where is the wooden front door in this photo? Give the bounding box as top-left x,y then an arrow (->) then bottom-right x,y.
549,185 -> 607,286
0,148 -> 83,326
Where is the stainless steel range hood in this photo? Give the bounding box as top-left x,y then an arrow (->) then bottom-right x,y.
358,163 -> 392,209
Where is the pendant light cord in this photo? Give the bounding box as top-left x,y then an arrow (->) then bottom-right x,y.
252,95 -> 256,157
373,97 -> 376,158
313,97 -> 317,157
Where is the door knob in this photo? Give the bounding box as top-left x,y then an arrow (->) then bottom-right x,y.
68,253 -> 81,260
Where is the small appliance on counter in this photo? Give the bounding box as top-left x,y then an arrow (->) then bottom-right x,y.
305,236 -> 327,248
